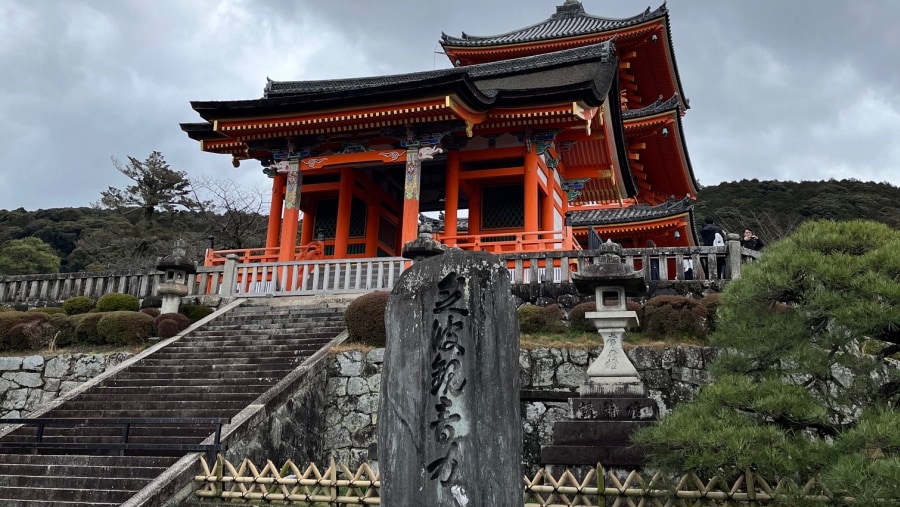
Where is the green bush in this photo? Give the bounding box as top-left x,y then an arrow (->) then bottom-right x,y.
568,302 -> 596,332
156,318 -> 180,339
641,295 -> 707,342
62,296 -> 95,315
96,293 -> 139,312
344,291 -> 390,346
28,307 -> 66,315
97,311 -> 154,346
0,312 -> 48,351
179,304 -> 214,323
155,313 -> 191,332
518,304 -> 566,334
73,313 -> 105,345
700,293 -> 723,333
0,306 -> 14,313
48,314 -> 77,348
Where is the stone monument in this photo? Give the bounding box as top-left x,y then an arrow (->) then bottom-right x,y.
155,239 -> 196,314
378,249 -> 521,506
541,240 -> 658,468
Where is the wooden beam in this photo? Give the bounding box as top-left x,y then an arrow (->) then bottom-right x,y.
629,142 -> 647,151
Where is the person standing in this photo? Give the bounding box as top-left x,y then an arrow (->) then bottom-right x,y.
741,229 -> 765,251
699,217 -> 724,279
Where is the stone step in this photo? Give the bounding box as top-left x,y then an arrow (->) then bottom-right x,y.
136,351 -> 311,362
40,409 -> 236,419
187,328 -> 343,337
124,363 -> 298,374
0,485 -> 136,504
38,399 -> 248,411
111,365 -> 294,377
100,378 -> 276,388
0,473 -> 152,491
0,454 -> 175,467
6,425 -> 215,441
76,390 -> 260,402
84,385 -> 266,396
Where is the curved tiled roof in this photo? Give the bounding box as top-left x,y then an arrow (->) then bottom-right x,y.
188,41 -> 617,121
440,1 -> 667,47
622,94 -> 681,119
569,195 -> 692,227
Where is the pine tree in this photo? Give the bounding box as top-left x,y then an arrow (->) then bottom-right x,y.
99,151 -> 201,223
633,220 -> 900,501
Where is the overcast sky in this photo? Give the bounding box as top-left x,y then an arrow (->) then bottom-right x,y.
1,0 -> 898,212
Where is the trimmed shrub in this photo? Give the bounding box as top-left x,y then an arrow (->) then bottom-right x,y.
97,311 -> 154,346
179,304 -> 214,323
519,304 -> 566,334
48,313 -> 77,348
29,307 -> 66,315
0,306 -> 14,313
155,312 -> 191,332
63,296 -> 95,315
568,302 -> 596,333
96,293 -> 139,312
156,318 -> 180,339
700,293 -> 723,333
0,312 -> 48,351
73,313 -> 105,345
641,295 -> 708,341
141,308 -> 160,318
344,291 -> 390,346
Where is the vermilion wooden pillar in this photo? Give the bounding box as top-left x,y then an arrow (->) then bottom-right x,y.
365,200 -> 379,256
524,147 -> 540,244
542,172 -> 555,242
444,151 -> 460,246
299,206 -> 313,245
277,161 -> 301,262
400,146 -> 421,247
334,167 -> 354,258
266,173 -> 287,249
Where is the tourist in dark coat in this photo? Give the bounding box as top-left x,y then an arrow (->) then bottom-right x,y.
741,229 -> 765,251
699,217 -> 724,247
699,217 -> 725,279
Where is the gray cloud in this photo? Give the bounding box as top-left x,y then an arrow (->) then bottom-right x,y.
1,0 -> 897,211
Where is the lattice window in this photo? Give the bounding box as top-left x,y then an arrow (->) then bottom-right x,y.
481,184 -> 524,230
314,199 -> 338,238
349,198 -> 367,237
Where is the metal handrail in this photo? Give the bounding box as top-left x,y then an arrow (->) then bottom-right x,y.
0,417 -> 229,457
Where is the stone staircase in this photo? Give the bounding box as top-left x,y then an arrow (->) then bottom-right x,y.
0,300 -> 347,506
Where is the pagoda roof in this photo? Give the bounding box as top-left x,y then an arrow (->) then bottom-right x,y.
622,95 -> 699,201
569,195 -> 693,227
440,1 -> 667,48
184,41 -> 617,125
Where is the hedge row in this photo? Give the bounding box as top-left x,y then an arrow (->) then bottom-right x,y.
342,293 -> 724,345
0,302 -> 214,352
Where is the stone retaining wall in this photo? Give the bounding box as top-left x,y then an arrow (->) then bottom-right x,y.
0,353 -> 133,418
324,344 -> 716,473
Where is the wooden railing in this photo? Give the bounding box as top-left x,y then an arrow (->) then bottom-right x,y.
435,230 -> 573,252
0,241 -> 761,305
203,242 -> 325,266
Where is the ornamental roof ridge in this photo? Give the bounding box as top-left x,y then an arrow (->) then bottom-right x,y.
621,94 -> 681,119
569,195 -> 693,226
440,2 -> 667,47
263,41 -> 615,99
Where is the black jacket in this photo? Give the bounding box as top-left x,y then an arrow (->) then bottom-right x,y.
700,223 -> 724,246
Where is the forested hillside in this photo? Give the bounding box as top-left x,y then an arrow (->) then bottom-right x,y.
695,179 -> 900,245
1,179 -> 898,275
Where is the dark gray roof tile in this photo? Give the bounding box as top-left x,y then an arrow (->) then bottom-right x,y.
570,196 -> 692,226
441,2 -> 666,47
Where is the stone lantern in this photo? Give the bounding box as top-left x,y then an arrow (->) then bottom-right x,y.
542,240 -> 658,469
156,239 -> 196,314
